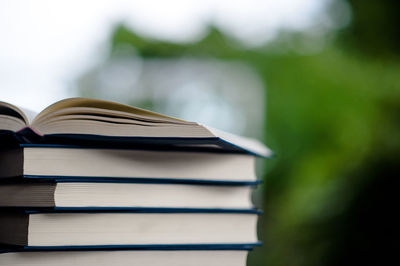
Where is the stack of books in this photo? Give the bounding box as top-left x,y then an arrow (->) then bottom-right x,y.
0,98 -> 271,266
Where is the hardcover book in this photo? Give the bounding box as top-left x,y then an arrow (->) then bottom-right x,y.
0,182 -> 254,209
0,211 -> 259,248
0,250 -> 251,266
0,98 -> 271,157
0,146 -> 257,183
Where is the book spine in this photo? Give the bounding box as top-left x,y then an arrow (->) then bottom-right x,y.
21,175 -> 262,186
0,212 -> 29,246
0,242 -> 262,252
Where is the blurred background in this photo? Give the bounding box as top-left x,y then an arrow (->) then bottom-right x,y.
0,0 -> 397,265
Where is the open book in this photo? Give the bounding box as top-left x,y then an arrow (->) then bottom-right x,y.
0,98 -> 271,157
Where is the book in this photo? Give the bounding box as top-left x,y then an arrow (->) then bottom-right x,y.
0,146 -> 256,183
0,211 -> 259,247
0,97 -> 267,265
0,182 -> 254,209
0,250 -> 250,266
0,98 -> 271,157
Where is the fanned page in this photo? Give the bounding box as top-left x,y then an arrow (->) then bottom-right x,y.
0,101 -> 30,131
0,98 -> 271,157
17,107 -> 38,125
33,98 -> 190,125
30,98 -> 213,138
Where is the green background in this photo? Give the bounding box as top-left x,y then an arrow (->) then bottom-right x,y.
77,1 -> 398,265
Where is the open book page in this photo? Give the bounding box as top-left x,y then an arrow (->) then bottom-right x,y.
0,101 -> 30,131
18,107 -> 38,125
33,98 -> 189,125
0,101 -> 28,123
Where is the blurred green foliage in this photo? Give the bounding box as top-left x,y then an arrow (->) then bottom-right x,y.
78,1 -> 399,265
251,46 -> 399,266
344,0 -> 400,57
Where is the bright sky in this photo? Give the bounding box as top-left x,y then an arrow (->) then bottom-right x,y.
0,0 -> 328,112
